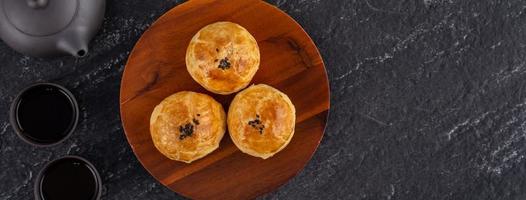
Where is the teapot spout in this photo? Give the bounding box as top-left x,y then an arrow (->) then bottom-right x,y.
57,37 -> 89,58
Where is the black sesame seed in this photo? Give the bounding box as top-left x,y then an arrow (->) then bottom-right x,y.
247,114 -> 265,134
218,58 -> 231,70
178,123 -> 194,140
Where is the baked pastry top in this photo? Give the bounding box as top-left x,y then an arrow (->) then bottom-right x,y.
186,21 -> 260,95
227,84 -> 296,159
150,91 -> 226,163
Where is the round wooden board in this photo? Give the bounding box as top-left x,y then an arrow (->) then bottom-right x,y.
119,0 -> 330,199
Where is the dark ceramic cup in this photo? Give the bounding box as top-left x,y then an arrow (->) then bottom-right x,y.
9,82 -> 79,147
35,156 -> 102,200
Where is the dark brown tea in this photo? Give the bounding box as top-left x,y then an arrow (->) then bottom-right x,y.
39,157 -> 99,200
14,84 -> 76,144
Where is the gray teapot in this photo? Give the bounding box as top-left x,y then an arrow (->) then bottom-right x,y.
0,0 -> 105,58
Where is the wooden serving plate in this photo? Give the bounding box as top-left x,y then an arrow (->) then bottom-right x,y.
119,0 -> 330,199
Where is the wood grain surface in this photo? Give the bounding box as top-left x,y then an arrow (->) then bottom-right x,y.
119,0 -> 330,199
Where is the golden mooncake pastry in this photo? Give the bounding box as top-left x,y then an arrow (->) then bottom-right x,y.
150,91 -> 226,163
227,84 -> 296,159
186,21 -> 260,95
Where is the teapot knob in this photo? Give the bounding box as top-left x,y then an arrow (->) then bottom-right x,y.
27,0 -> 48,9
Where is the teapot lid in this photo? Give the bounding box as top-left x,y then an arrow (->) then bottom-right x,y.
2,0 -> 78,36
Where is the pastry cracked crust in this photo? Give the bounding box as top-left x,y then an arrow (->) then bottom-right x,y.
150,91 -> 226,163
186,21 -> 260,95
227,84 -> 296,159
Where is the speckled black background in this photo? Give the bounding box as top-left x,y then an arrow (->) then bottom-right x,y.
1,0 -> 526,199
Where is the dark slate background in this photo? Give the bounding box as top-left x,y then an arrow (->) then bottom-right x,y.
1,0 -> 526,199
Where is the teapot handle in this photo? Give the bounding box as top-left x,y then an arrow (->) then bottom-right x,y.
27,0 -> 48,9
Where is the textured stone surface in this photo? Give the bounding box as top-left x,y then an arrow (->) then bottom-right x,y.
1,0 -> 526,199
